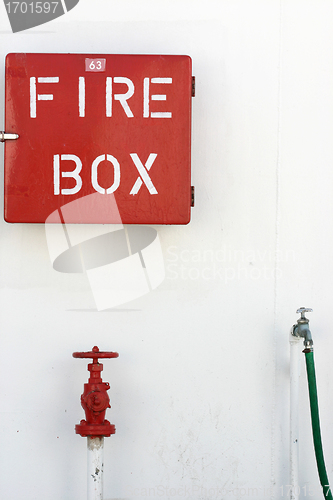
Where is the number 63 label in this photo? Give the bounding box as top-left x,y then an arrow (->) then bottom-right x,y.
85,58 -> 106,72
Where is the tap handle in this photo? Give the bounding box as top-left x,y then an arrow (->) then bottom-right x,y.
296,307 -> 313,320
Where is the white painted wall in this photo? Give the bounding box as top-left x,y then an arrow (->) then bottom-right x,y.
1,1 -> 333,499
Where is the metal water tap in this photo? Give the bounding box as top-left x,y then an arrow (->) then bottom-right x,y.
292,307 -> 313,351
73,346 -> 119,437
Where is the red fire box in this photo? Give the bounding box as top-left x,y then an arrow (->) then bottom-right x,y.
4,53 -> 194,224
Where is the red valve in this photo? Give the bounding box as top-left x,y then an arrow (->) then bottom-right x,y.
73,346 -> 119,438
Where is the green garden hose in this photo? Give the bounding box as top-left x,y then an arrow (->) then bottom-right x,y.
305,350 -> 333,500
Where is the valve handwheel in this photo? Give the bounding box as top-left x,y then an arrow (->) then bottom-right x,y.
73,345 -> 119,360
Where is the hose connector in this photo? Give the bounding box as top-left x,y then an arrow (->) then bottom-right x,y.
292,307 -> 313,351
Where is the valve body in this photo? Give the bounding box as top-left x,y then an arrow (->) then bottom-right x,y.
73,346 -> 118,437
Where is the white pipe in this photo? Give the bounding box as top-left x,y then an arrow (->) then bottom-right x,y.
87,437 -> 104,500
290,335 -> 301,500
